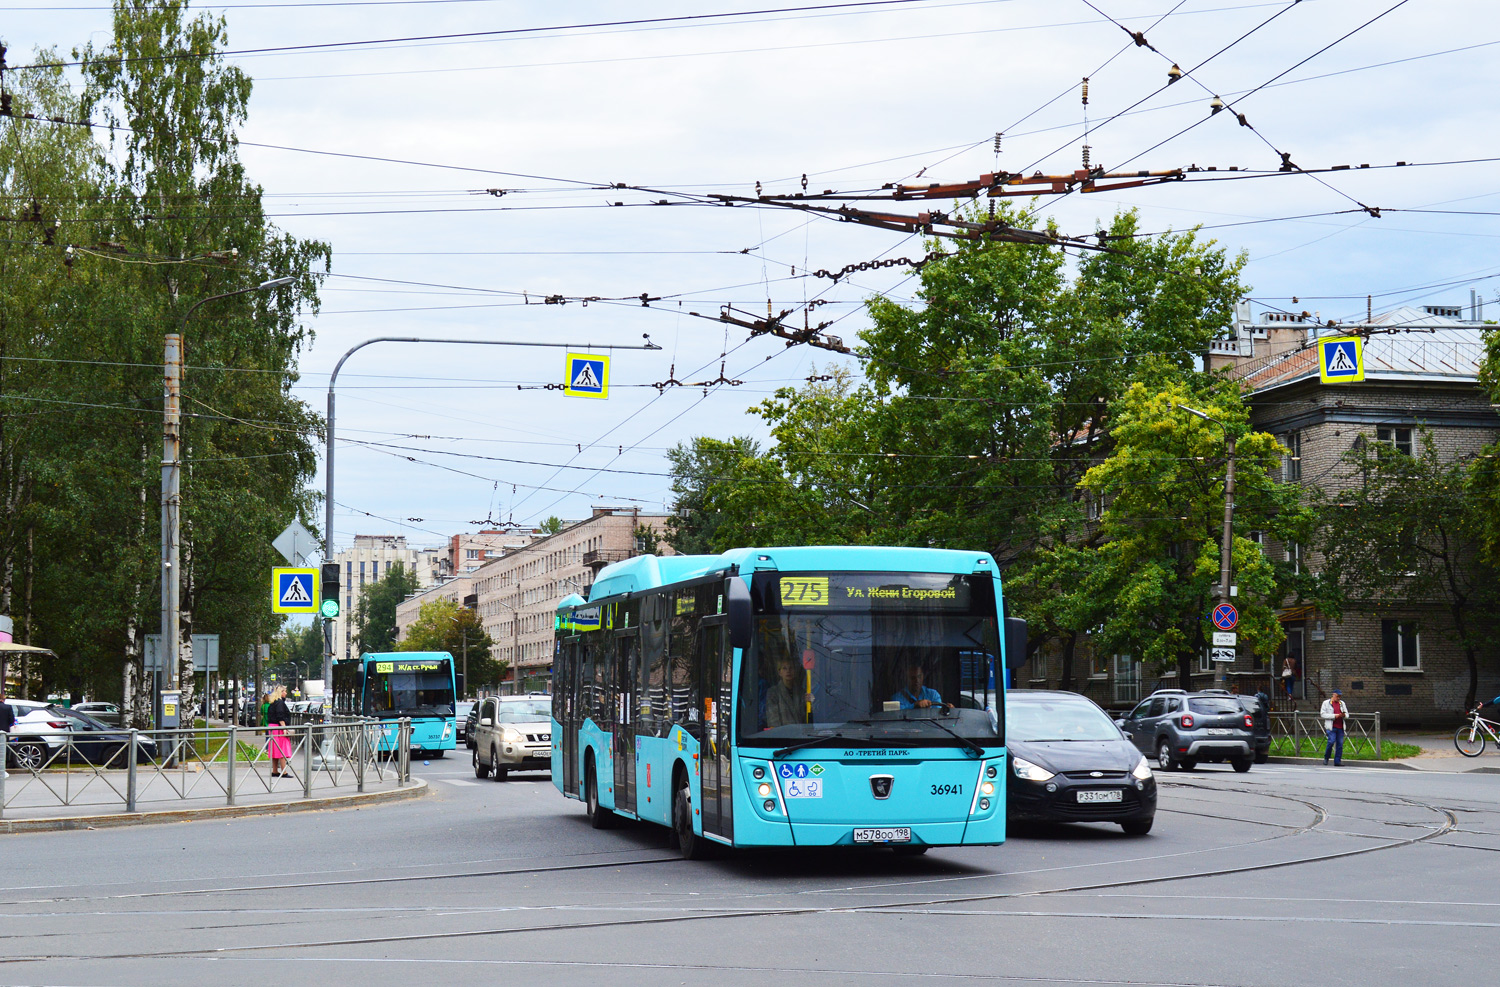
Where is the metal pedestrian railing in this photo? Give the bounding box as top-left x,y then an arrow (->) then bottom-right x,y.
1,717 -> 411,819
1269,710 -> 1382,759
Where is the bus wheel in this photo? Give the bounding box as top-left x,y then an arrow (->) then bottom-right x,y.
473,747 -> 490,779
586,760 -> 614,829
673,780 -> 709,859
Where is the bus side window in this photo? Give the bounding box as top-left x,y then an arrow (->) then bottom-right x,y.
642,594 -> 668,736
669,589 -> 701,733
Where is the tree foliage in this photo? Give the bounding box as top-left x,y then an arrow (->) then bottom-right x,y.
664,436 -> 760,554
0,1 -> 328,707
353,564 -> 419,655
398,599 -> 503,693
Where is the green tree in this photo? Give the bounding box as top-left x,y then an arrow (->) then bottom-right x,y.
538,516 -> 565,535
664,436 -> 760,553
1065,380 -> 1313,685
675,205 -> 1252,685
353,564 -> 420,654
399,599 -> 503,693
1317,433 -> 1500,711
0,2 -> 327,711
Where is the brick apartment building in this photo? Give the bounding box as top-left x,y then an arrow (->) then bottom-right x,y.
468,507 -> 672,694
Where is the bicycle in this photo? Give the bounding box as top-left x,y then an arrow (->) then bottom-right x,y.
1454,706 -> 1500,757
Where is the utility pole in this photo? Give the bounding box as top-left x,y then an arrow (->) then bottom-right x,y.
1182,405 -> 1236,690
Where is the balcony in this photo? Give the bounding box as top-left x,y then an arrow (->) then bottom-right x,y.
582,549 -> 631,571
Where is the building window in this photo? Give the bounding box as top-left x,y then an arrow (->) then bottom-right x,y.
1089,652 -> 1108,679
1283,431 -> 1301,481
1377,426 -> 1413,456
1382,620 -> 1420,670
466,549 -> 479,559
1287,541 -> 1301,575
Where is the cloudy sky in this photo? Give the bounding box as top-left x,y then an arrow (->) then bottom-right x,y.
9,0 -> 1498,553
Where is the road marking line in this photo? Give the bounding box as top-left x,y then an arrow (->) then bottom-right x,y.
440,779 -> 480,787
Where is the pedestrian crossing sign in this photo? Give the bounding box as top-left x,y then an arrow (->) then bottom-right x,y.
564,352 -> 610,399
1318,335 -> 1364,383
272,567 -> 320,614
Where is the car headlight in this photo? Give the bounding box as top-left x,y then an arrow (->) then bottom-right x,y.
1131,756 -> 1154,781
500,727 -> 523,743
1011,756 -> 1054,782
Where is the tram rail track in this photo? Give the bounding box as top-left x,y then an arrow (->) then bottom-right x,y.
0,783 -> 1461,965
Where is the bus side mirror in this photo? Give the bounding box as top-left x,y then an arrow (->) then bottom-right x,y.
726,576 -> 753,651
1004,617 -> 1028,670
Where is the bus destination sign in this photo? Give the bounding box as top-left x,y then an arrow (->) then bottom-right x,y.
373,659 -> 446,674
777,573 -> 971,610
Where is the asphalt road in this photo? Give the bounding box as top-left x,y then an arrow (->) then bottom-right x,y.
1,749 -> 1496,987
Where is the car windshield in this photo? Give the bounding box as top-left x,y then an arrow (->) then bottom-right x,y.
495,699 -> 551,722
1006,699 -> 1121,742
456,701 -> 476,716
737,571 -> 1001,745
1189,698 -> 1244,715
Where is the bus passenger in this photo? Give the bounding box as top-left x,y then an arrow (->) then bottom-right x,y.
763,656 -> 804,728
892,662 -> 951,711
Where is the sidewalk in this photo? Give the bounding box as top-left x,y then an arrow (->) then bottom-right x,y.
1269,730 -> 1500,773
1,761 -> 427,834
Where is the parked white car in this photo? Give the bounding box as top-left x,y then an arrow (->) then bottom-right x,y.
471,696 -> 552,781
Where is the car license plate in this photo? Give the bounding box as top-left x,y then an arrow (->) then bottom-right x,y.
1077,790 -> 1123,803
785,778 -> 823,799
853,827 -> 911,844
1208,728 -> 1231,735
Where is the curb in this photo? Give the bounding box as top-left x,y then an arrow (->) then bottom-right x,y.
0,778 -> 427,834
1267,756 -> 1417,770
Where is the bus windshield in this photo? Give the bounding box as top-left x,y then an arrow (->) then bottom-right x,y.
367,663 -> 455,717
739,571 -> 1001,745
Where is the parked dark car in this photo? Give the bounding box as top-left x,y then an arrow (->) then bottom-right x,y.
1005,691 -> 1157,835
1116,689 -> 1256,772
6,705 -> 157,769
456,701 -> 478,747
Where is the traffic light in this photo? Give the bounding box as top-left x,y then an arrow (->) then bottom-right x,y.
320,561 -> 341,618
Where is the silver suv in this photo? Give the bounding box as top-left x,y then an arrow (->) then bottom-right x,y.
471,695 -> 552,781
1116,689 -> 1255,773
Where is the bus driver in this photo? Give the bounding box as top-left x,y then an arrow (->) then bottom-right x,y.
892,661 -> 952,711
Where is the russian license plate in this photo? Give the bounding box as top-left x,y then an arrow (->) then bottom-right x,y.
1208,728 -> 1231,735
784,778 -> 823,799
1077,789 -> 1123,803
853,827 -> 911,844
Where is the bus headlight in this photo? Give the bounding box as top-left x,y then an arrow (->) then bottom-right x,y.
981,781 -> 995,795
979,797 -> 991,811
758,783 -> 772,797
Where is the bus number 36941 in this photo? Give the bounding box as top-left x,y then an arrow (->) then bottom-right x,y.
931,784 -> 963,796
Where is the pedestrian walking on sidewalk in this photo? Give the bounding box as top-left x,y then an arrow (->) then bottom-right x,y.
1321,690 -> 1349,765
267,687 -> 293,777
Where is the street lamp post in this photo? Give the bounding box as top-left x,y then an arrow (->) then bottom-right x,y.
320,334 -> 661,719
1181,405 -> 1236,689
162,277 -> 295,703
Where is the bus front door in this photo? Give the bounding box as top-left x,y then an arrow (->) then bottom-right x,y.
613,631 -> 638,812
697,620 -> 733,841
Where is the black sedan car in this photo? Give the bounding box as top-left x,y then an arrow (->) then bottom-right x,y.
1005,690 -> 1157,835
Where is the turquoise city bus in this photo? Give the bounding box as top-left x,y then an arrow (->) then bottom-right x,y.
551,546 -> 1027,857
332,651 -> 458,755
